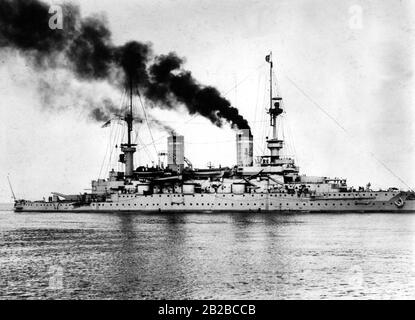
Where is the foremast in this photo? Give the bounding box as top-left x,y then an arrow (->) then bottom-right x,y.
120,77 -> 137,177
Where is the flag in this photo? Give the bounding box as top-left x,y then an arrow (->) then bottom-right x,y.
101,119 -> 111,128
265,54 -> 271,63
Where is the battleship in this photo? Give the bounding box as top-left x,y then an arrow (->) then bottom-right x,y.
13,53 -> 415,213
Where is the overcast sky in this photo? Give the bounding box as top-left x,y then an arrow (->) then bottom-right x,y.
1,0 -> 414,202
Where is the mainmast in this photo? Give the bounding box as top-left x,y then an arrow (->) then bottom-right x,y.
268,52 -> 276,139
120,76 -> 137,178
265,52 -> 284,164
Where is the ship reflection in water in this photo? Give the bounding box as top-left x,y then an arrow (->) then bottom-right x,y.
1,206 -> 415,299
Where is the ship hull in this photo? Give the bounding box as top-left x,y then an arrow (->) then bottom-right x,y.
14,191 -> 415,213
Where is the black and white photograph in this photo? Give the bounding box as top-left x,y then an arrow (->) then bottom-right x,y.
0,0 -> 414,305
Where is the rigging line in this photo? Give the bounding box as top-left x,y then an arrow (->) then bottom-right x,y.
284,73 -> 412,191
253,73 -> 263,157
368,152 -> 413,191
134,129 -> 153,161
135,66 -> 266,153
260,71 -> 269,155
135,132 -> 153,163
98,121 -> 114,179
136,88 -> 158,156
186,137 -> 268,144
100,102 -> 127,179
147,119 -> 271,124
285,114 -> 298,162
112,121 -> 124,173
7,174 -> 16,201
105,121 -> 117,174
103,88 -> 127,174
223,63 -> 266,97
136,113 -> 201,152
107,121 -> 122,173
285,75 -> 348,134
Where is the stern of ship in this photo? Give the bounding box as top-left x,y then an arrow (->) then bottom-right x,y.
13,200 -> 24,212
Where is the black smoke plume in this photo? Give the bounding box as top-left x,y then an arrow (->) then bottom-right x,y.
0,0 -> 250,130
146,53 -> 250,129
89,98 -> 120,122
